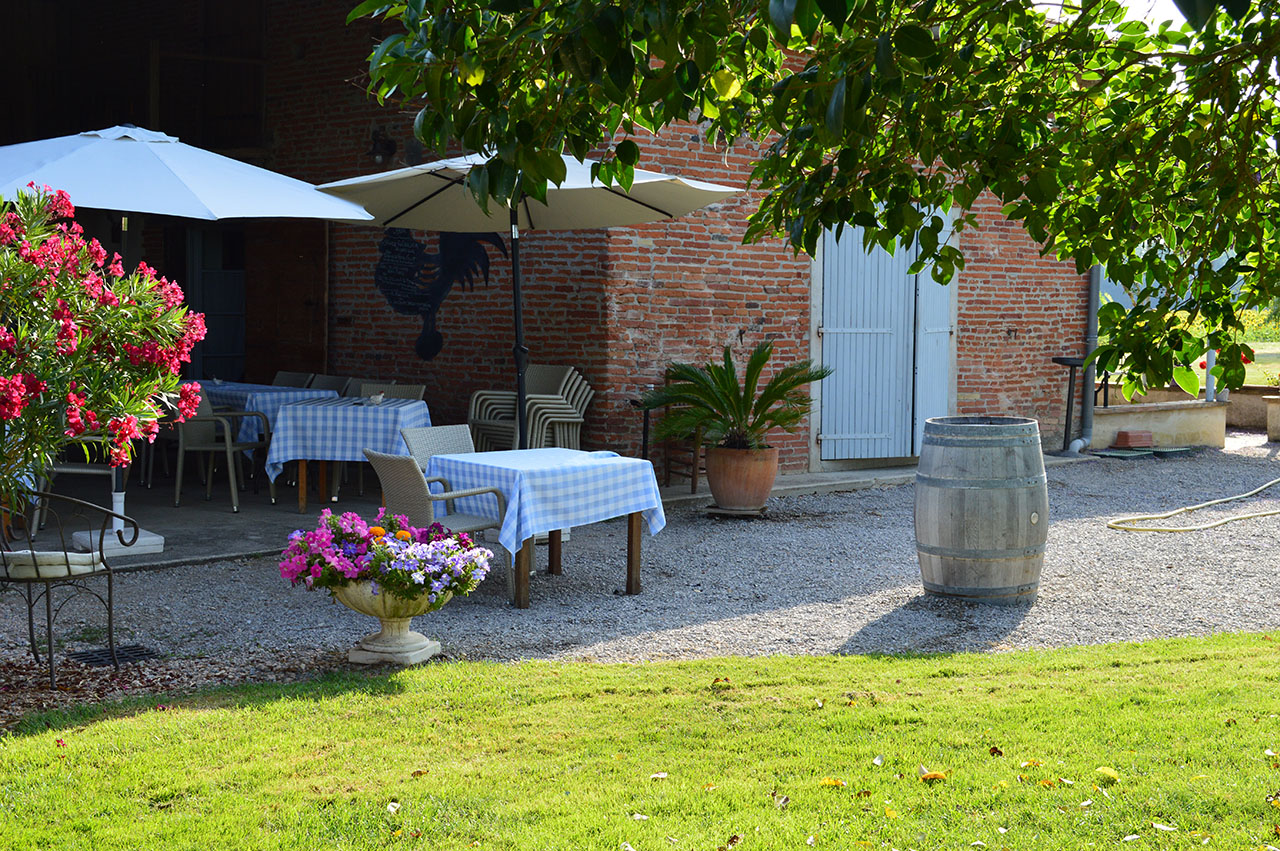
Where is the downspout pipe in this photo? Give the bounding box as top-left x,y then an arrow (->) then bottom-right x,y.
1066,264 -> 1101,455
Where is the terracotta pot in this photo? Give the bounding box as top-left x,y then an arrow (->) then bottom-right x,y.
333,581 -> 452,664
704,446 -> 780,511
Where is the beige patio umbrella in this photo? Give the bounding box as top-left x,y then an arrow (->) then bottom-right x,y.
320,153 -> 737,447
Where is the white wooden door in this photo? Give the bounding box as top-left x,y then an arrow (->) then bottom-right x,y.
818,229 -> 952,460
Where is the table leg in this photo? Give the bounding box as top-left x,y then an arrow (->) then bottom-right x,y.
548,530 -> 562,575
511,538 -> 533,609
626,511 -> 642,595
318,461 -> 329,504
297,461 -> 308,514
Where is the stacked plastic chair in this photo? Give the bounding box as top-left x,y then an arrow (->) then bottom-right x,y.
467,365 -> 594,451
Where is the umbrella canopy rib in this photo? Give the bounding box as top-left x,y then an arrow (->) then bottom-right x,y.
383,173 -> 465,228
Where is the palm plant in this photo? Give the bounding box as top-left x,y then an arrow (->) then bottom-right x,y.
641,342 -> 833,450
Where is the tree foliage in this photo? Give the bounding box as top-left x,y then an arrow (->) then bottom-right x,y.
352,0 -> 1280,395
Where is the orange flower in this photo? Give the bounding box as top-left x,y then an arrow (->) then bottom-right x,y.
369,526 -> 386,538
395,530 -> 412,541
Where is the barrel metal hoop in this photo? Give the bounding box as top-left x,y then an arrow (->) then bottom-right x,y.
915,474 -> 1047,489
916,543 -> 1046,559
921,435 -> 1042,448
921,579 -> 1040,597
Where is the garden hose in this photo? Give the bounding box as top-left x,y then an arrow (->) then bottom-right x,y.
1107,476 -> 1280,532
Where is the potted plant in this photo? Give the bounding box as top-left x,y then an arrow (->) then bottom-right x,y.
641,341 -> 833,511
280,508 -> 492,664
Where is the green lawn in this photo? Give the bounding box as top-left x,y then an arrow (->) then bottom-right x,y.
2,633 -> 1279,849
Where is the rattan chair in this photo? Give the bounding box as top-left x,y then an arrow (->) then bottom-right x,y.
272,370 -> 314,387
174,397 -> 275,512
363,449 -> 505,537
400,425 -> 477,517
0,491 -> 138,687
354,382 -> 425,400
308,374 -> 354,394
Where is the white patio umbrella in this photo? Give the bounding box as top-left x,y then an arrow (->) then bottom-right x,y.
0,125 -> 374,552
0,125 -> 374,221
319,153 -> 737,447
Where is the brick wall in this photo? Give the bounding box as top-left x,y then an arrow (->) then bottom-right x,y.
263,0 -> 1087,467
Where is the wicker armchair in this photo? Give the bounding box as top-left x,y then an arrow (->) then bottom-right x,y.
362,449 -> 505,536
1,491 -> 139,687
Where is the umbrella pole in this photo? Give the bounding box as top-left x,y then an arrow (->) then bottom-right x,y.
510,205 -> 529,450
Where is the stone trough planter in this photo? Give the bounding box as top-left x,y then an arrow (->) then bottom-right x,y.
1091,399 -> 1228,449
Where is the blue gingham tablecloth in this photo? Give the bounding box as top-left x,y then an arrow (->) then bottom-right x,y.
200,381 -> 338,443
425,448 -> 666,555
265,397 -> 432,481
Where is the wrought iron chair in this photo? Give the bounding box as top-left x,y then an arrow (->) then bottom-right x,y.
0,491 -> 138,687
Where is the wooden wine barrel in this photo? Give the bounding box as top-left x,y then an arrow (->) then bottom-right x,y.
914,416 -> 1048,604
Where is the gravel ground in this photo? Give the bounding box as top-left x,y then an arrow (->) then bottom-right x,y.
3,433 -> 1280,715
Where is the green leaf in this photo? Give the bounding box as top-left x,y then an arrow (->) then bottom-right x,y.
347,0 -> 391,24
825,77 -> 847,138
814,0 -> 850,26
616,139 -> 640,166
769,0 -> 799,40
893,24 -> 936,58
711,70 -> 742,100
876,33 -> 898,79
1172,365 -> 1200,396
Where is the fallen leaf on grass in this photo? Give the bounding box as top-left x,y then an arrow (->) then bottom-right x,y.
1096,767 -> 1120,785
814,698 -> 823,708
1020,760 -> 1043,768
1152,822 -> 1177,831
918,765 -> 947,783
1038,779 -> 1056,788
702,783 -> 718,791
386,802 -> 400,814
884,807 -> 899,819
1122,834 -> 1140,842
1267,749 -> 1278,757
650,772 -> 668,781
820,777 -> 847,787
854,790 -> 872,798
872,755 -> 884,766
1059,778 -> 1075,786
806,836 -> 815,847
632,814 -> 649,821
1080,800 -> 1092,808
771,790 -> 790,809
989,746 -> 1003,757
621,843 -> 637,851
997,827 -> 1008,834
719,835 -> 742,849
410,769 -> 428,778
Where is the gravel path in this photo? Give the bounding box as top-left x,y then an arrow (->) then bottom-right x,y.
4,433 -> 1280,706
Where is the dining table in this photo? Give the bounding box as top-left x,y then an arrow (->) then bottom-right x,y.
265,397 -> 432,512
425,447 -> 666,608
199,380 -> 338,443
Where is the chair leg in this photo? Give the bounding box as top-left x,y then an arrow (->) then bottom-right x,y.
205,453 -> 216,501
106,572 -> 118,670
23,583 -> 39,663
225,443 -> 240,512
174,448 -> 185,507
45,582 -> 56,689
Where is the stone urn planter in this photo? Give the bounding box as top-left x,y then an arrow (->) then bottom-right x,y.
704,446 -> 780,511
333,581 -> 453,665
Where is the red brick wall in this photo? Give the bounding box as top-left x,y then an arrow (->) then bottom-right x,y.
956,206 -> 1089,449
263,0 -> 1087,467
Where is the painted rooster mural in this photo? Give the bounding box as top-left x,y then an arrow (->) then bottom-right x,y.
373,228 -> 508,360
